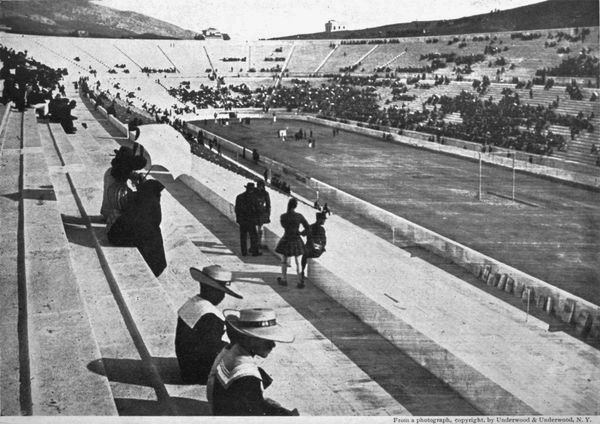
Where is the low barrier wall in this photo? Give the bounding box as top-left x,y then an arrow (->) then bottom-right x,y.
307,177 -> 600,328
108,114 -> 129,137
97,105 -> 108,118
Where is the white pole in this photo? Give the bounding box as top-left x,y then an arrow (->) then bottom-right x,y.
392,227 -> 395,244
525,288 -> 531,322
478,152 -> 482,200
512,154 -> 516,201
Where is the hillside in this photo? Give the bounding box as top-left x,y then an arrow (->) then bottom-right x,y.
0,0 -> 198,39
275,0 -> 599,40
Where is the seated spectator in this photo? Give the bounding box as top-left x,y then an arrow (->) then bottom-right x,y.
100,157 -> 133,231
49,97 -> 77,133
207,308 -> 298,416
107,179 -> 167,277
175,265 -> 243,384
100,145 -> 147,228
106,101 -> 117,116
28,84 -> 52,117
1,77 -> 18,106
128,117 -> 142,140
48,95 -> 67,116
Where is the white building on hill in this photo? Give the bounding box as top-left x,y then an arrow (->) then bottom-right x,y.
325,20 -> 346,32
202,27 -> 222,38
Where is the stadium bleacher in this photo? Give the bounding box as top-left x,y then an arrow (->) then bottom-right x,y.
318,43 -> 375,74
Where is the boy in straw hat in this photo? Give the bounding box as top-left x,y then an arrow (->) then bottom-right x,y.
175,265 -> 243,384
207,308 -> 299,416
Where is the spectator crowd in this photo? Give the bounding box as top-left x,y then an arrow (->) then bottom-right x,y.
1,44 -> 79,133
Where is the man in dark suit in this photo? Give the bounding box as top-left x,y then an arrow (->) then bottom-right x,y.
234,182 -> 261,256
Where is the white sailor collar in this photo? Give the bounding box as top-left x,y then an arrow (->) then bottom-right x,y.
215,344 -> 262,389
177,295 -> 223,328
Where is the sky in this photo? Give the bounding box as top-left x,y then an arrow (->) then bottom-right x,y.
94,0 -> 545,41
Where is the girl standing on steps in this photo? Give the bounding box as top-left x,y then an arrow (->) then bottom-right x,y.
275,198 -> 311,288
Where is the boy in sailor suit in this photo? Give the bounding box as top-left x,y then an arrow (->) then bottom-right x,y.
175,266 -> 242,384
206,308 -> 298,415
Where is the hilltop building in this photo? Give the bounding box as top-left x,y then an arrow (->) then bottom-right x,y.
202,27 -> 222,38
325,20 -> 346,33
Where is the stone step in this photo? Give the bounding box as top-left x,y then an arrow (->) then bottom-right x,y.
39,120 -> 164,415
0,109 -> 24,416
21,109 -> 117,415
45,120 -> 187,415
62,98 -> 220,413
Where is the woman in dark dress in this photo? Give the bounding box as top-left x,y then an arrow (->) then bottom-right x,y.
100,144 -> 147,230
107,179 -> 167,277
275,198 -> 311,288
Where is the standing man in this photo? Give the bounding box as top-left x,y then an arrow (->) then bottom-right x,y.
175,266 -> 243,384
235,182 -> 261,256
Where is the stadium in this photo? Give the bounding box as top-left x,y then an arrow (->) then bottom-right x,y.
0,0 -> 599,418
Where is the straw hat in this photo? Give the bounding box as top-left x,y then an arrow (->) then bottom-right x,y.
224,308 -> 294,343
190,266 -> 243,299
